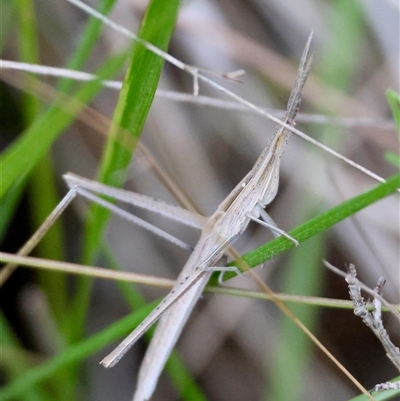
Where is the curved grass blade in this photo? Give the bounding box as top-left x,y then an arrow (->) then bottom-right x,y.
0,312 -> 52,401
220,172 -> 400,281
0,302 -> 157,401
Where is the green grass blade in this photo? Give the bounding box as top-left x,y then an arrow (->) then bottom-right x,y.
69,0 -> 181,345
0,184 -> 25,241
15,0 -> 67,329
57,0 -> 118,95
165,355 -> 208,401
317,0 -> 364,94
15,2 -> 73,398
0,302 -> 158,401
220,173 -> 400,281
15,0 -> 39,106
0,50 -> 128,199
0,1 -> 15,51
385,89 -> 400,168
385,153 -> 400,168
263,5 -> 364,398
386,89 -> 400,132
0,0 -> 42,238
0,312 -> 53,401
266,203 -> 326,400
0,0 -> 118,237
83,0 -> 181,263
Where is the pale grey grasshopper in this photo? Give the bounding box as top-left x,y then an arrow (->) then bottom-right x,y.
0,33 -> 313,400
83,34 -> 313,401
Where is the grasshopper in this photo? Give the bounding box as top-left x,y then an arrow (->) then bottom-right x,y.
0,14 -> 312,398
86,34 -> 313,401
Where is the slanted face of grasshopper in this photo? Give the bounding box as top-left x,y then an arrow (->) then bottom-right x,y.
95,34 -> 313,401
